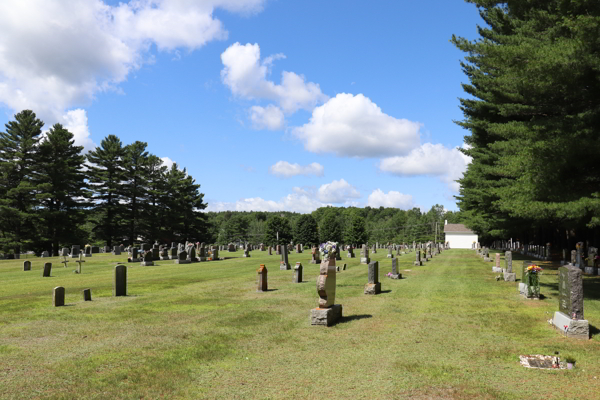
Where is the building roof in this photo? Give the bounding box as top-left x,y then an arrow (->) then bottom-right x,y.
444,224 -> 475,234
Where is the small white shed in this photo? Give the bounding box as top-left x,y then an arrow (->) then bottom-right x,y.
444,223 -> 478,249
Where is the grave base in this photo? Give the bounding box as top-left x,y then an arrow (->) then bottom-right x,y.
552,311 -> 589,340
310,304 -> 342,326
140,262 -> 154,266
414,261 -> 422,266
360,257 -> 370,264
160,256 -> 169,261
492,267 -> 503,273
483,257 -> 490,262
387,254 -> 393,258
388,274 -> 402,279
364,282 -> 381,295
280,263 -> 291,270
174,260 -> 191,264
503,272 -> 516,282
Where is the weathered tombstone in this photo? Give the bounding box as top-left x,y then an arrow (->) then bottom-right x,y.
387,246 -> 394,259
114,264 -> 127,296
41,250 -> 49,258
280,245 -> 290,270
268,246 -> 272,255
552,265 -> 589,339
276,245 -> 281,256
310,247 -> 321,264
365,261 -> 381,294
175,250 -> 190,264
294,262 -> 303,283
585,247 -> 597,275
503,251 -> 515,281
389,257 -> 402,279
23,260 -> 31,271
492,253 -> 503,273
311,252 -> 341,326
414,250 -> 422,266
42,262 -> 52,277
53,286 -> 65,307
360,244 -> 370,265
296,244 -> 302,254
257,264 -> 268,292
141,250 -> 154,266
187,246 -> 197,262
85,246 -> 92,257
347,245 -> 355,258
243,245 -> 251,258
112,246 -> 121,255
82,288 -> 92,301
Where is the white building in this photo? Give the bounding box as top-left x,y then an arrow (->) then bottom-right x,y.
443,222 -> 478,249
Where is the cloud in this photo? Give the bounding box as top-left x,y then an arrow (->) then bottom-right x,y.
292,93 -> 422,158
205,193 -> 327,214
161,156 -> 175,169
0,0 -> 265,124
317,179 -> 360,203
220,42 -> 328,114
60,109 -> 96,153
269,161 -> 324,178
249,105 -> 285,130
379,143 -> 472,192
367,189 -> 415,209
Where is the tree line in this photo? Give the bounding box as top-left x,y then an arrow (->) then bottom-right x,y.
452,1 -> 600,249
0,110 -> 208,255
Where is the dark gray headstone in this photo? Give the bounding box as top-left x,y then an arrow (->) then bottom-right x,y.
23,261 -> 31,271
42,262 -> 52,277
82,288 -> 92,301
53,286 -> 65,307
505,251 -> 513,273
114,264 -> 127,296
559,265 -> 584,320
368,261 -> 379,284
392,258 -> 398,275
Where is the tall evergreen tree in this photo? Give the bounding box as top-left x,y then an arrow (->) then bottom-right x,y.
0,110 -> 44,253
36,124 -> 89,255
141,155 -> 168,243
294,214 -> 319,247
122,141 -> 149,246
86,135 -> 126,247
343,212 -> 367,245
264,215 -> 293,246
319,210 -> 343,243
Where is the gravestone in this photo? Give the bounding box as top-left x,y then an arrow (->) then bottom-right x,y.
311,254 -> 341,326
276,245 -> 281,256
347,245 -> 355,258
520,261 -> 540,299
42,262 -> 52,277
360,244 -> 370,264
414,250 -> 422,266
175,250 -> 190,264
114,264 -> 127,296
187,246 -> 197,262
53,286 -> 65,307
82,288 -> 92,301
23,261 -> 31,271
268,246 -> 272,255
130,247 -> 140,262
168,247 -> 177,260
280,245 -> 290,270
75,254 -> 85,273
91,246 -> 100,254
71,245 -> 80,258
552,265 -> 589,339
576,242 -> 583,268
365,261 -> 381,294
260,243 -> 265,251
492,253 -> 503,273
85,246 -> 92,257
585,247 -> 597,275
342,263 -> 346,270
244,245 -> 250,258
296,244 -> 302,253
151,247 -> 160,260
503,251 -> 515,281
140,250 -> 154,266
112,246 -> 121,256
160,248 -> 169,261
228,243 -> 236,252
425,246 -> 431,261
335,243 -> 342,261
371,244 -> 377,254
294,262 -> 303,283
389,257 -> 402,279
387,246 -> 394,258
257,264 -> 268,292
41,251 -> 49,257
141,244 -> 151,251
310,247 -> 321,264
211,247 -> 219,260
61,248 -> 69,257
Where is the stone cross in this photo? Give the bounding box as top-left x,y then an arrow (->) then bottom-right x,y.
42,262 -> 52,277
365,261 -> 381,294
114,264 -> 127,296
257,264 -> 268,292
75,253 -> 85,274
53,286 -> 65,307
294,262 -> 303,283
23,261 -> 31,271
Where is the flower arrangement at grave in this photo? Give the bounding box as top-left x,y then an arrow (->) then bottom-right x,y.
319,242 -> 337,259
525,264 -> 542,298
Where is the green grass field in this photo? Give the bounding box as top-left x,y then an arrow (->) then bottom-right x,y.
2,249 -> 600,399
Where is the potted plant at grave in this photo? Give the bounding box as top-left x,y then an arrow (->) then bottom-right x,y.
565,356 -> 576,369
525,264 -> 542,298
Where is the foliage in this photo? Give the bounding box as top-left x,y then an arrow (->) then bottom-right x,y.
264,215 -> 293,246
293,214 -> 319,246
343,211 -> 367,245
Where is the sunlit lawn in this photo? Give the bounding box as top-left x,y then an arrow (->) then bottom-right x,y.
2,248 -> 600,399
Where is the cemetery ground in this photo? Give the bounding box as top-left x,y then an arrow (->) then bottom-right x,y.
2,251 -> 600,399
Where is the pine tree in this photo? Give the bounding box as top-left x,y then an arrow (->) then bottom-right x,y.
0,110 -> 44,253
86,135 -> 126,247
140,155 -> 168,243
36,124 -> 89,255
122,141 -> 149,246
343,212 -> 367,245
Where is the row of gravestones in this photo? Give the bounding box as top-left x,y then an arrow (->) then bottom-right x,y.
51,265 -> 127,307
480,248 -> 590,340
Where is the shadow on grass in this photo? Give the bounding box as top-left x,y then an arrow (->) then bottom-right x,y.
590,324 -> 600,338
379,290 -> 392,294
338,314 -> 372,324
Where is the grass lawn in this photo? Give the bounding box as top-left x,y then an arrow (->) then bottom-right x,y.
2,249 -> 600,399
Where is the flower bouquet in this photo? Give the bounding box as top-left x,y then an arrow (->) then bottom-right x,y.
525,264 -> 542,298
319,241 -> 337,259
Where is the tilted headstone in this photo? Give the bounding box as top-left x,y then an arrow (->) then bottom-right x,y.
257,264 -> 268,292
311,254 -> 341,326
53,286 -> 65,307
42,262 -> 52,277
294,262 -> 303,283
365,261 -> 381,294
280,245 -> 290,270
114,264 -> 127,296
23,260 -> 31,271
552,265 -> 589,339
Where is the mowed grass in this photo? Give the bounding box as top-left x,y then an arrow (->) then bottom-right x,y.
2,249 -> 600,399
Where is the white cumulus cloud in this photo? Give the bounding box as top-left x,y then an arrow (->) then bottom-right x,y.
205,193 -> 327,214
220,42 -> 328,114
161,156 -> 175,169
249,105 -> 285,130
317,179 -> 360,203
292,93 -> 422,158
367,189 -> 415,209
269,161 -> 324,178
0,0 -> 266,130
61,109 -> 96,153
379,143 -> 472,192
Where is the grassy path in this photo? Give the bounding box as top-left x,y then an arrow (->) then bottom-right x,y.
2,249 -> 600,399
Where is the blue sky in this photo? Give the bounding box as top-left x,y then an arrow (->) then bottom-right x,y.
0,0 -> 483,213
